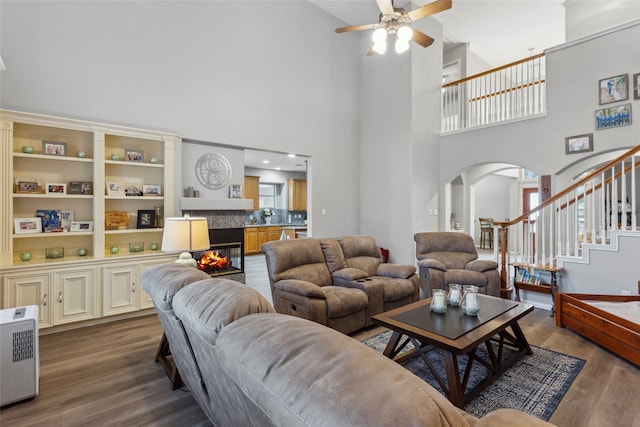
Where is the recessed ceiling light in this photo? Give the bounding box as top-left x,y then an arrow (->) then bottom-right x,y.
288,154 -> 296,158
275,167 -> 281,170
262,160 -> 269,164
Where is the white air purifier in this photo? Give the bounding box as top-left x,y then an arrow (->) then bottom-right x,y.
0,305 -> 39,407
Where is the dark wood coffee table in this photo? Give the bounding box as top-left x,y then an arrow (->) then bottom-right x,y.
372,295 -> 534,408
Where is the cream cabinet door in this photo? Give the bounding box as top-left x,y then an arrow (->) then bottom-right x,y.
53,268 -> 97,325
138,260 -> 170,309
103,264 -> 139,316
4,273 -> 52,328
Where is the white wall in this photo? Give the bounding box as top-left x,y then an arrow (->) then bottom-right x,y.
359,17 -> 443,263
0,0 -> 362,238
473,174 -> 512,241
440,22 -> 640,183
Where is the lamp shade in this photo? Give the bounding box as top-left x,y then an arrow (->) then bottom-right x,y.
161,216 -> 210,252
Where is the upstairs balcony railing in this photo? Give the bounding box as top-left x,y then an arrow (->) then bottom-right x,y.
442,53 -> 546,133
493,145 -> 640,296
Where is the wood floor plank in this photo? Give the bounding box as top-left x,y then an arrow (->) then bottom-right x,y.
1,255 -> 638,426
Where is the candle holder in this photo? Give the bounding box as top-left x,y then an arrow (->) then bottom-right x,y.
45,247 -> 64,259
447,283 -> 462,306
461,285 -> 480,316
129,242 -> 145,252
430,289 -> 447,313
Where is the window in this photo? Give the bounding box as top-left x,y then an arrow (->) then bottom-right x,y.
259,184 -> 276,209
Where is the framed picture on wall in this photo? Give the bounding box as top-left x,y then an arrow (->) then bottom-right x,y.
565,133 -> 593,154
634,72 -> 640,100
229,184 -> 242,199
595,104 -> 632,130
598,74 -> 628,105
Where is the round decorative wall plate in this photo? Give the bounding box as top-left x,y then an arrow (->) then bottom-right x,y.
195,153 -> 232,190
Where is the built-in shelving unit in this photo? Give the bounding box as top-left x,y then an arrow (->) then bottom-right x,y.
0,110 -> 179,329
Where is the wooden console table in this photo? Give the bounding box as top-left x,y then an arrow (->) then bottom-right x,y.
511,263 -> 562,316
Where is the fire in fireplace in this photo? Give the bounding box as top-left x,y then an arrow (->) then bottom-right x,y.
191,228 -> 244,278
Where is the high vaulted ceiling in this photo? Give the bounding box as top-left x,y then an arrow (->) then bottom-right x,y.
308,0 -> 566,68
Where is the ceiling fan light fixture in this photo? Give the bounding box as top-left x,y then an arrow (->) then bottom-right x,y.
372,27 -> 387,43
395,39 -> 410,54
397,25 -> 412,42
372,41 -> 387,55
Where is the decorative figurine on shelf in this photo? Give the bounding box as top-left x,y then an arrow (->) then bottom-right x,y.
20,252 -> 32,261
21,146 -> 34,154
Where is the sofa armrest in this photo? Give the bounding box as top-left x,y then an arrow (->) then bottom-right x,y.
417,258 -> 447,272
475,409 -> 555,426
465,259 -> 498,273
332,268 -> 369,282
376,263 -> 416,279
273,279 -> 326,299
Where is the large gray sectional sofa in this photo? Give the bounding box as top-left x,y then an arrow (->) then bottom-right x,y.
142,263 -> 554,427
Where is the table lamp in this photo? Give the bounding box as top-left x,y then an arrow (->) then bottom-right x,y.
161,215 -> 210,267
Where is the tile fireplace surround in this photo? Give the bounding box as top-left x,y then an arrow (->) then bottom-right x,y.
182,209 -> 246,283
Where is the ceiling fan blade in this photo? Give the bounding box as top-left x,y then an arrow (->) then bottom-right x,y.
335,23 -> 378,33
411,29 -> 435,48
376,0 -> 395,15
407,0 -> 452,21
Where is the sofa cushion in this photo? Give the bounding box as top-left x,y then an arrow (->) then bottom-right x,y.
173,278 -> 275,345
322,286 -> 368,317
338,235 -> 383,276
263,238 -> 333,286
424,251 -> 477,270
376,263 -> 416,279
141,263 -> 210,311
444,270 -> 488,287
319,238 -> 346,273
214,314 -> 474,427
373,277 -> 416,302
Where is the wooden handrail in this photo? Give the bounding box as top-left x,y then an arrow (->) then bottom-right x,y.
468,80 -> 546,103
443,53 -> 545,88
494,144 -> 640,229
494,143 -> 640,297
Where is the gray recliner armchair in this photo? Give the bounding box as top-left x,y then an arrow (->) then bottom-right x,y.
414,232 -> 500,297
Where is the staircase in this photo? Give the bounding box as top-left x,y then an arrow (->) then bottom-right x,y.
494,145 -> 640,299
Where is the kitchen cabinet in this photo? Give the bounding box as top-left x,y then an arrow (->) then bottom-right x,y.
244,176 -> 260,210
288,179 -> 307,211
244,227 -> 259,254
245,226 -> 282,254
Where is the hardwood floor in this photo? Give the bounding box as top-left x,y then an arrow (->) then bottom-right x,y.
1,255 -> 638,427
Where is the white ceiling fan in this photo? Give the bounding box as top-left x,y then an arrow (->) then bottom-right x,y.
335,0 -> 452,55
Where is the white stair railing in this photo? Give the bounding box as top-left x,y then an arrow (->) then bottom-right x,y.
442,54 -> 546,133
494,145 -> 640,296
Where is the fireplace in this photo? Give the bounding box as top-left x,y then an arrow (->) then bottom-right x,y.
191,228 -> 244,279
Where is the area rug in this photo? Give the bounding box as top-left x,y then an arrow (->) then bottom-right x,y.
363,330 -> 585,421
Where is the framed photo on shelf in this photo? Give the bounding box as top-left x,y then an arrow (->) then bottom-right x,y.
106,181 -> 125,197
125,149 -> 144,162
70,221 -> 93,232
565,133 -> 593,154
229,184 -> 242,199
36,210 -> 63,232
143,184 -> 161,196
598,74 -> 628,105
137,209 -> 156,229
595,104 -> 632,130
634,73 -> 640,100
60,209 -> 74,231
68,181 -> 83,194
45,183 -> 66,195
42,141 -> 67,156
14,217 -> 42,234
125,183 -> 143,197
15,177 -> 42,194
